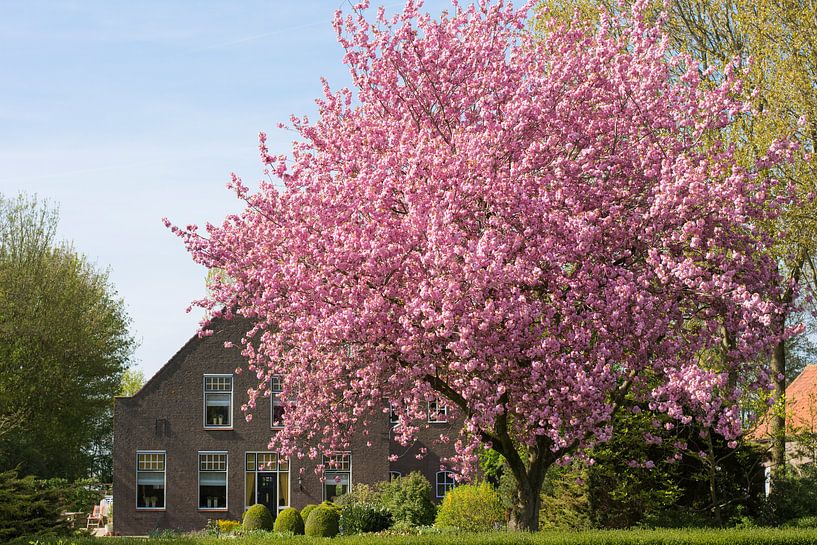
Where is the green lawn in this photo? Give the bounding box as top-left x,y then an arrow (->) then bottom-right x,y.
18,529 -> 817,545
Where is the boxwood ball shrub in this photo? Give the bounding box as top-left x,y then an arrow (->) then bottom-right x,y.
273,507 -> 305,534
435,482 -> 504,532
242,503 -> 274,531
305,505 -> 340,537
300,503 -> 319,522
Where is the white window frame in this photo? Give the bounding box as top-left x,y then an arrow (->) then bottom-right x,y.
389,403 -> 399,425
389,470 -> 402,481
244,451 -> 291,514
436,470 -> 456,498
427,400 -> 449,423
322,452 -> 352,502
203,374 -> 233,429
135,450 -> 166,511
198,451 -> 228,511
270,375 -> 284,429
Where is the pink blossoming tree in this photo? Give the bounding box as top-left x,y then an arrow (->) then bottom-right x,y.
169,0 -> 795,530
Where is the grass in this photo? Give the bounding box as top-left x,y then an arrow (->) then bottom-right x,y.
18,528 -> 817,545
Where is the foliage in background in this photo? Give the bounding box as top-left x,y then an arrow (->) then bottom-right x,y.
0,193 -> 135,481
119,369 -> 146,397
0,469 -> 70,541
758,464 -> 817,526
538,463 -> 593,530
435,482 -> 504,532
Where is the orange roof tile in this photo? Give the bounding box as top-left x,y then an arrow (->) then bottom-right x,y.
750,364 -> 817,440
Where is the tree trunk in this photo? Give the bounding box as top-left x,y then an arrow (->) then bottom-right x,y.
706,435 -> 723,526
770,335 -> 786,476
769,253 -> 803,480
507,472 -> 545,531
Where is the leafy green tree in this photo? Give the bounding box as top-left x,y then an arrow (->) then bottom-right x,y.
119,368 -> 145,397
0,193 -> 135,481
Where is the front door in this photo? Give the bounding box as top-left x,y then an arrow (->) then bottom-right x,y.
257,473 -> 277,515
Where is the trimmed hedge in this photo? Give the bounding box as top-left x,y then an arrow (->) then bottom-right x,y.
242,503 -> 274,531
18,529 -> 817,544
274,507 -> 305,534
305,505 -> 340,537
20,528 -> 817,545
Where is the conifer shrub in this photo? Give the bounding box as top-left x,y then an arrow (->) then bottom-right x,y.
273,507 -> 305,534
242,503 -> 274,531
435,482 -> 504,532
305,504 -> 340,537
0,469 -> 69,541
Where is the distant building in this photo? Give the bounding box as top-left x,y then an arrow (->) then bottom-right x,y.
113,318 -> 458,534
750,365 -> 817,492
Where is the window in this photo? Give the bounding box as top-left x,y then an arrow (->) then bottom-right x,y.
245,452 -> 289,513
270,375 -> 285,429
136,451 -> 165,509
427,400 -> 448,423
389,471 -> 402,481
323,453 -> 351,502
436,470 -> 457,498
199,452 -> 228,510
389,403 -> 399,425
204,375 -> 232,428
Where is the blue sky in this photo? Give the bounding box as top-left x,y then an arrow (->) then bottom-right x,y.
0,0 -> 449,379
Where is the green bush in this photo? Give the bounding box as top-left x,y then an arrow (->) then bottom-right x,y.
300,503 -> 319,523
784,515 -> 817,528
242,503 -> 274,531
759,464 -> 817,525
340,503 -> 392,534
435,482 -> 504,531
380,471 -> 436,527
305,505 -> 340,537
273,507 -> 305,534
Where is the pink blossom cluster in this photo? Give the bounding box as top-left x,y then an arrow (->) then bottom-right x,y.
168,0 -> 793,479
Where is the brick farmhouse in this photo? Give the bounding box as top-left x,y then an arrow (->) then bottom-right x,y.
113,318 -> 458,534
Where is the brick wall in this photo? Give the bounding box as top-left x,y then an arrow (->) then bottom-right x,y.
113,318 -> 456,535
